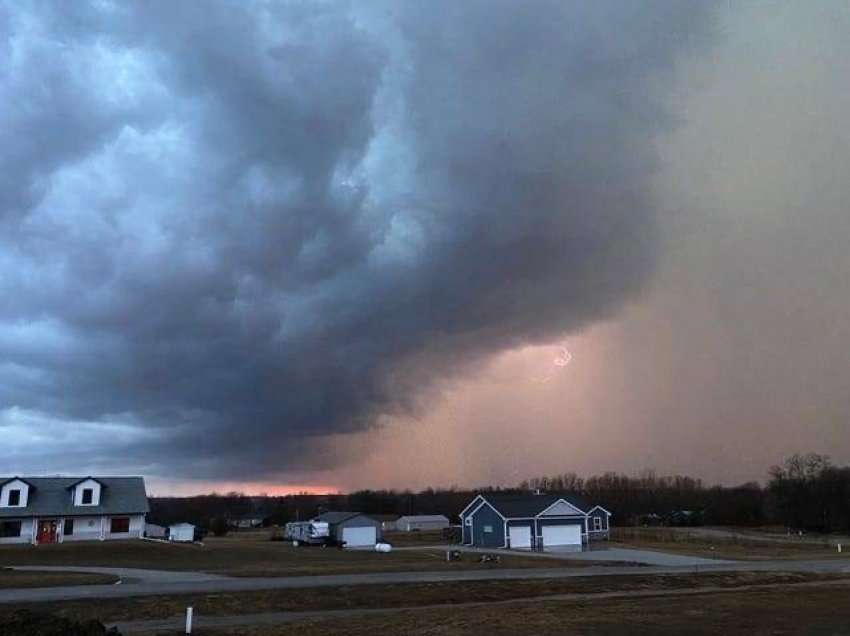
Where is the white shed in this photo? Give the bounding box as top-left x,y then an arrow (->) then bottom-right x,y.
168,522 -> 197,542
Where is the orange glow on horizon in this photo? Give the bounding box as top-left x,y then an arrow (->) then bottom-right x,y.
146,479 -> 339,497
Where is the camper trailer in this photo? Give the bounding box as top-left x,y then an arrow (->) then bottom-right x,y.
284,520 -> 331,546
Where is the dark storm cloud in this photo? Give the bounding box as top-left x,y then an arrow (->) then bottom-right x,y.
0,1 -> 713,478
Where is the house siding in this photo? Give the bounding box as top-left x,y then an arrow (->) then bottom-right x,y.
470,502 -> 504,548
588,509 -> 610,539
61,515 -> 105,542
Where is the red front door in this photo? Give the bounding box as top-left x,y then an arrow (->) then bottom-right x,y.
36,520 -> 57,544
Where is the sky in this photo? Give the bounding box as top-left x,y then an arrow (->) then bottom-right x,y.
2,2 -> 849,495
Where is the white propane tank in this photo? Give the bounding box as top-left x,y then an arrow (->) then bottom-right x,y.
374,542 -> 393,553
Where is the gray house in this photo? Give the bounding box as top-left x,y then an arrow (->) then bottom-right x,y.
314,511 -> 382,547
460,493 -> 611,550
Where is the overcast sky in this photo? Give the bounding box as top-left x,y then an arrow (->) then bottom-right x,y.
2,2 -> 849,495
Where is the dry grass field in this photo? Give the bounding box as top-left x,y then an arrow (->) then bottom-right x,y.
0,571 -> 843,626
0,532 -> 592,578
610,527 -> 844,560
181,583 -> 850,636
0,568 -> 117,589
382,529 -> 447,546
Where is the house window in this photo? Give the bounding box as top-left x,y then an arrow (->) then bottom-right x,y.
483,525 -> 493,533
7,489 -> 20,506
593,516 -> 602,531
1,520 -> 22,537
82,488 -> 94,505
464,517 -> 472,526
110,517 -> 130,533
64,519 -> 74,536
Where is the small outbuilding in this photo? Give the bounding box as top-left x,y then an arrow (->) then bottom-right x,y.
144,523 -> 168,539
168,522 -> 198,543
395,515 -> 450,532
315,511 -> 381,547
460,493 -> 611,550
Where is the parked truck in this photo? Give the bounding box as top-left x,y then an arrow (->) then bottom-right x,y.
284,520 -> 332,546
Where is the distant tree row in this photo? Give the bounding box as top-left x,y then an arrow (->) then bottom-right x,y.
147,454 -> 850,534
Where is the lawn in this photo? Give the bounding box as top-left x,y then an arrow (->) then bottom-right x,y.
610,527 -> 845,560
0,534 -> 595,577
382,530 -> 446,546
162,581 -> 850,636
0,571 -> 840,625
0,568 -> 117,589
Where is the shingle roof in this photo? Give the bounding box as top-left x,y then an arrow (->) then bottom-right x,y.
479,493 -> 591,518
0,476 -> 149,519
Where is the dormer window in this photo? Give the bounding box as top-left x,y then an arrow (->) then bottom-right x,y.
71,478 -> 102,506
1,479 -> 30,508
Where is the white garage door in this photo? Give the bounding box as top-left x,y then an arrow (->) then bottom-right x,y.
542,524 -> 581,547
342,526 -> 376,547
508,525 -> 532,549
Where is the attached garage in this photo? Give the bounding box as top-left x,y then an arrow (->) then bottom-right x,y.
541,523 -> 581,548
508,524 -> 532,549
341,525 -> 377,547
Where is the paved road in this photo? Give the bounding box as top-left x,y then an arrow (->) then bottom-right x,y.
3,558 -> 850,604
113,578 -> 850,635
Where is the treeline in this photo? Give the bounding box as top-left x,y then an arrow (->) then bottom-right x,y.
148,454 -> 850,534
519,470 -> 764,526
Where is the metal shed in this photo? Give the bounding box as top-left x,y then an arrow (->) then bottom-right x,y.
395,515 -> 450,532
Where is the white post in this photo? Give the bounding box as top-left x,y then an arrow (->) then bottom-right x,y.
838,544 -> 842,553
185,607 -> 193,634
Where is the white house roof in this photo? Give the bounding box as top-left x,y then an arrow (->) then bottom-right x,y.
0,476 -> 148,519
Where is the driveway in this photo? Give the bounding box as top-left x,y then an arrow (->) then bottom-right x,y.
544,547 -> 738,567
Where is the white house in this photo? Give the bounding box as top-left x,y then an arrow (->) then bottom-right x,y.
168,522 -> 197,542
0,476 -> 149,545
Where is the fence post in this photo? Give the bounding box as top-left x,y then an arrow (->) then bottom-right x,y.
185,606 -> 193,634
